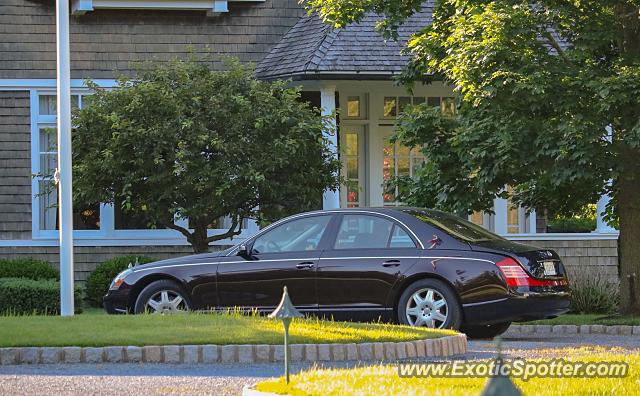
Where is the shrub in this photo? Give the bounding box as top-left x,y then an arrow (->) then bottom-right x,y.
0,258 -> 59,281
569,274 -> 619,314
85,255 -> 154,307
0,278 -> 82,315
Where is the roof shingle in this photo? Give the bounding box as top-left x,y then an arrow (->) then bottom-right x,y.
255,4 -> 434,80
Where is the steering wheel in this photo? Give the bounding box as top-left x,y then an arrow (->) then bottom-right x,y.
266,240 -> 281,253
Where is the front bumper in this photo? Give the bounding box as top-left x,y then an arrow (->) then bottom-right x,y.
103,288 -> 130,314
462,290 -> 570,325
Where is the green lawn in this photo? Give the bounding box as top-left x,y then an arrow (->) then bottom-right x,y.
257,348 -> 637,396
531,314 -> 640,326
0,312 -> 454,347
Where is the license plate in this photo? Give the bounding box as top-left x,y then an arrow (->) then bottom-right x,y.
543,261 -> 557,276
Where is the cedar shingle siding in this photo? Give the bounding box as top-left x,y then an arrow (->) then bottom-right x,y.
0,91 -> 32,240
0,0 -> 305,79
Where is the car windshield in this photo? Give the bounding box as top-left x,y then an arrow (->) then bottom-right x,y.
404,209 -> 504,243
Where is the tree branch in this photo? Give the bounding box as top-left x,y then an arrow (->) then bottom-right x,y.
166,222 -> 193,240
540,29 -> 571,64
206,216 -> 243,243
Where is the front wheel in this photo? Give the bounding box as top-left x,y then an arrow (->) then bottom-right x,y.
134,279 -> 191,314
461,322 -> 512,339
397,279 -> 462,330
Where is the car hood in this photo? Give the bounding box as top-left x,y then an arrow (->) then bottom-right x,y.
130,248 -> 232,271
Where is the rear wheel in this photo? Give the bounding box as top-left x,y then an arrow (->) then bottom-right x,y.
134,279 -> 191,314
397,279 -> 462,330
461,322 -> 512,339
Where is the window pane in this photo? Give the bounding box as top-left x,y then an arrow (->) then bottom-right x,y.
345,133 -> 358,156
427,97 -> 441,107
39,95 -> 56,115
347,96 -> 360,118
470,211 -> 484,226
39,127 -> 57,152
411,157 -> 424,177
389,225 -> 416,248
347,184 -> 359,206
398,96 -> 412,114
507,205 -> 520,234
39,153 -> 57,178
38,180 -> 99,230
397,158 -> 410,177
346,158 -> 358,179
252,216 -> 330,253
383,97 -> 397,117
39,180 -> 58,230
397,144 -> 410,157
441,97 -> 456,116
413,97 -> 425,105
334,215 -> 394,250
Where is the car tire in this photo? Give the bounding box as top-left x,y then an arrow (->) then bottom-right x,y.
134,279 -> 191,314
397,278 -> 462,330
461,322 -> 512,339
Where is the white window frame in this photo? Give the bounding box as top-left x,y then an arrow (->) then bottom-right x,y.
29,87 -> 257,244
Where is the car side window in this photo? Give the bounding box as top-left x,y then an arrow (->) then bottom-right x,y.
334,214 -> 414,250
252,216 -> 331,254
389,225 -> 417,248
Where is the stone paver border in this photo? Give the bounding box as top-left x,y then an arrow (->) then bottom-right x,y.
0,334 -> 466,365
505,324 -> 640,336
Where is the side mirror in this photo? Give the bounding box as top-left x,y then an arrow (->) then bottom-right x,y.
238,244 -> 250,258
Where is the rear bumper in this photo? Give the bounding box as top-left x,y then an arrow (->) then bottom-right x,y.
462,291 -> 570,325
103,289 -> 130,314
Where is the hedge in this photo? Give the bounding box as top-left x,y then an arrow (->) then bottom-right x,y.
85,255 -> 154,307
0,258 -> 59,281
0,278 -> 82,315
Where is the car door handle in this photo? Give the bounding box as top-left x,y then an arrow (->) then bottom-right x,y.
296,262 -> 315,269
382,260 -> 401,267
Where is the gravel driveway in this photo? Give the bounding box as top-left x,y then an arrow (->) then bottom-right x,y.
1,333 -> 638,396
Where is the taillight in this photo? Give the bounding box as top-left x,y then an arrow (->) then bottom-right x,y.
496,257 -> 567,287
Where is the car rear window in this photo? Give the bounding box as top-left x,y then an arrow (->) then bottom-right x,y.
405,209 -> 504,242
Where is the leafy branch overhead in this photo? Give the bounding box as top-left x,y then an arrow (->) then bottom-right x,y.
72,57 -> 340,252
305,0 -> 640,314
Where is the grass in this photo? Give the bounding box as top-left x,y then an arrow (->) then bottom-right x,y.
531,314 -> 640,326
0,311 -> 454,347
257,347 -> 638,396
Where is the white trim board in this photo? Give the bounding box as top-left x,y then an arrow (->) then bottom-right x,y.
0,79 -> 118,90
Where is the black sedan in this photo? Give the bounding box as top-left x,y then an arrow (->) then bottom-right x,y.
104,208 -> 570,339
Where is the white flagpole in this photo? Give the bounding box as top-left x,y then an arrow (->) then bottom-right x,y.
56,0 -> 75,316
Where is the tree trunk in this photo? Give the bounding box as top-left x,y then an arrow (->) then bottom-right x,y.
615,4 -> 640,314
618,153 -> 640,314
189,225 -> 211,254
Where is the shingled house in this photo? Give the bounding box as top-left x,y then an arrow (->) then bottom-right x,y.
0,0 -> 619,283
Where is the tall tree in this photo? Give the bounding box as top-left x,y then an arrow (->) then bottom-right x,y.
73,58 -> 340,253
305,0 -> 640,313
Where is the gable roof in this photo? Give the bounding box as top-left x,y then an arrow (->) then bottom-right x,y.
255,5 -> 434,81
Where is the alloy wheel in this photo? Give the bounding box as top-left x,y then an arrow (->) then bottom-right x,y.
405,287 -> 449,328
145,290 -> 188,314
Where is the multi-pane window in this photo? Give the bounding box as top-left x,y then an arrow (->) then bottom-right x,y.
382,140 -> 424,206
35,94 -> 100,231
32,91 -> 254,240
383,96 -> 455,118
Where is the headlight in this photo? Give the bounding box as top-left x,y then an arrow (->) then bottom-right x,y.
109,268 -> 133,290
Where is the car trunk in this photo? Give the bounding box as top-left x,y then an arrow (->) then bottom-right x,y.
470,240 -> 568,279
